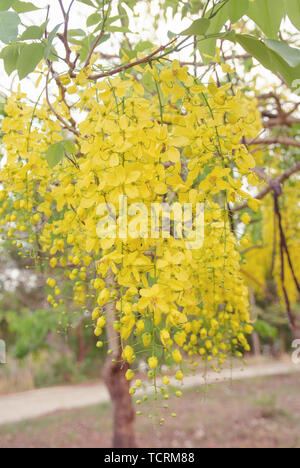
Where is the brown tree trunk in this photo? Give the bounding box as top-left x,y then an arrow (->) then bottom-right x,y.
103,268 -> 136,448
292,327 -> 300,340
105,353 -> 136,448
76,323 -> 86,362
252,332 -> 261,356
249,286 -> 261,356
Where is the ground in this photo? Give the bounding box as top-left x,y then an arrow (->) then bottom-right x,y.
0,373 -> 299,448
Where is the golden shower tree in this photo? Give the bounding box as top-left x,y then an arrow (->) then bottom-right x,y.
0,0 -> 299,447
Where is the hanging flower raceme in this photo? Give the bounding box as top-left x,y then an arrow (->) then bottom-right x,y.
0,59 -> 262,414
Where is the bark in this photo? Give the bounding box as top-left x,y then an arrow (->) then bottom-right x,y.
104,354 -> 136,448
292,327 -> 300,340
252,332 -> 261,356
249,287 -> 261,356
76,323 -> 87,363
103,268 -> 136,448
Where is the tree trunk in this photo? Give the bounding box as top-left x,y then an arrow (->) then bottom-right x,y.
76,323 -> 87,362
252,332 -> 261,356
105,353 -> 136,448
249,286 -> 261,356
103,267 -> 136,448
292,326 -> 300,340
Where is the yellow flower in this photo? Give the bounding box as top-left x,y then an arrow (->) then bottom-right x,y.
245,324 -> 253,334
174,331 -> 186,347
50,258 -> 57,268
248,198 -> 261,212
241,213 -> 251,225
125,369 -> 134,381
97,316 -> 106,328
97,288 -> 110,306
160,329 -> 170,347
173,349 -> 182,363
136,320 -> 145,332
94,327 -> 102,337
122,345 -> 135,364
92,308 -> 100,320
148,356 -> 158,370
142,333 -> 151,347
162,376 -> 170,386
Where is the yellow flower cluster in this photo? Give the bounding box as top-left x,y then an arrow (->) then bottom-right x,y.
0,60 -> 262,391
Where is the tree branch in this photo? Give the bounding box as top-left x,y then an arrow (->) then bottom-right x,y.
45,71 -> 79,137
232,163 -> 300,212
88,38 -> 178,81
246,137 -> 300,149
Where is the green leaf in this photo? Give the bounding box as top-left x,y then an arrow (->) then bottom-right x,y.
0,43 -> 19,75
0,11 -> 20,43
180,18 -> 210,36
63,140 -> 76,154
68,28 -> 86,38
87,12 -> 101,27
234,34 -> 274,70
265,39 -> 300,68
233,34 -> 300,87
20,23 -> 45,40
46,142 -> 64,168
45,23 -> 62,60
227,0 -> 249,23
246,0 -> 285,39
12,1 -> 39,13
0,0 -> 14,11
118,4 -> 129,29
105,25 -> 132,33
198,5 -> 229,62
71,34 -> 103,62
76,0 -> 95,6
17,42 -> 45,79
285,0 -> 300,30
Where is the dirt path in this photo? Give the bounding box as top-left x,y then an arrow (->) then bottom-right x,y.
0,361 -> 299,426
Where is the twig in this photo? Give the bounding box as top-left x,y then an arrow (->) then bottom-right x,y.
45,71 -> 79,137
88,38 -> 178,80
273,194 -> 297,329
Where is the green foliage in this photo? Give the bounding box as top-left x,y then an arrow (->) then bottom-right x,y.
254,319 -> 279,340
46,140 -> 77,168
45,24 -> 62,60
17,42 -> 45,80
0,43 -> 19,75
0,11 -> 20,44
227,0 -> 248,23
4,309 -> 57,359
246,0 -> 285,39
232,34 -> 300,87
265,39 -> 300,68
1,0 -> 300,88
0,1 -> 14,12
12,1 -> 39,13
20,23 -> 46,41
285,0 -> 300,30
180,18 -> 210,36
